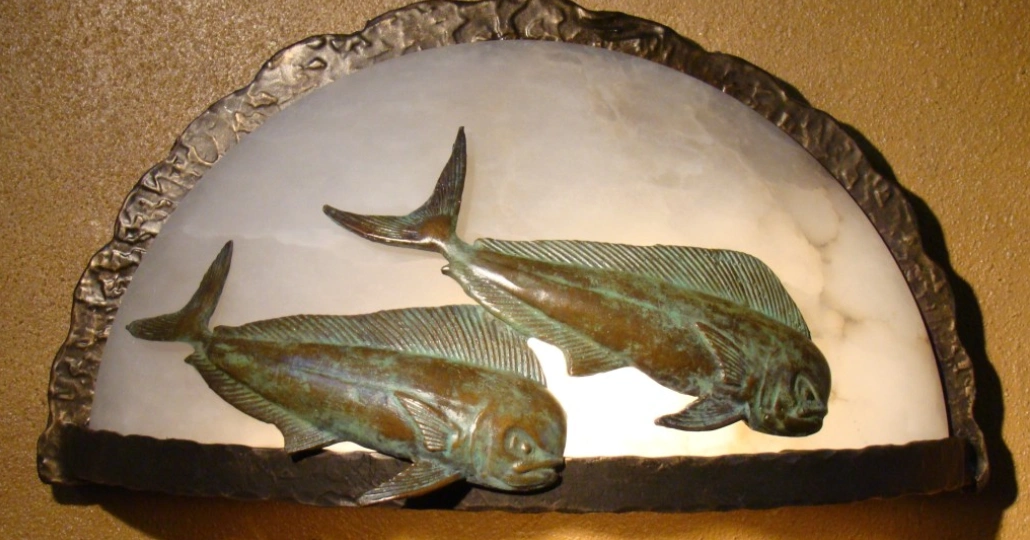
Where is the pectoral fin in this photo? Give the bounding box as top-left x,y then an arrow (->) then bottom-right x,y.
357,460 -> 463,505
656,395 -> 745,431
695,322 -> 748,388
396,392 -> 459,452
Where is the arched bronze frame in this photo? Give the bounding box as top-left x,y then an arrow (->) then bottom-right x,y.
38,0 -> 983,510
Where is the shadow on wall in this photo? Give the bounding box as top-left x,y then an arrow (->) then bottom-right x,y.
761,60 -> 1016,525
839,121 -> 1017,505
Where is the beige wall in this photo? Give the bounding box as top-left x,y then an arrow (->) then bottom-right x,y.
2,1 -> 1026,538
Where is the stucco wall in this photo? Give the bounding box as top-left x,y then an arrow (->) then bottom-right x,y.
2,1 -> 1026,538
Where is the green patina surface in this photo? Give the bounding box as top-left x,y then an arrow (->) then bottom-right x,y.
325,128 -> 831,437
127,242 -> 566,505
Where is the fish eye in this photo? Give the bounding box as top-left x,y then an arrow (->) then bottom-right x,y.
505,427 -> 535,456
794,375 -> 818,405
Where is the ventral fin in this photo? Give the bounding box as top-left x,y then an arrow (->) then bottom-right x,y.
695,322 -> 748,388
357,460 -> 462,506
656,394 -> 745,431
567,349 -> 627,376
281,420 -> 340,454
396,392 -> 458,452
453,273 -> 628,377
185,353 -> 340,454
476,239 -> 810,337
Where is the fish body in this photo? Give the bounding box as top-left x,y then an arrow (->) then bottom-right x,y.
324,128 -> 831,437
127,242 -> 566,504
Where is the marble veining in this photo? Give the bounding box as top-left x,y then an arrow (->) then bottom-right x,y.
90,41 -> 948,458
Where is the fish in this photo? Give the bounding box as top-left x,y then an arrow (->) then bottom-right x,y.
323,127 -> 831,437
126,241 -> 567,505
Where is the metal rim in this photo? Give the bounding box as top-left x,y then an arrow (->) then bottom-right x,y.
37,0 -> 984,506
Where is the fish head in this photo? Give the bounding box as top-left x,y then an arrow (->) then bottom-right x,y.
746,343 -> 831,437
466,385 -> 567,492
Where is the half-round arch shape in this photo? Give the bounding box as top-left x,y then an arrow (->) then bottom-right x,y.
38,0 -> 982,511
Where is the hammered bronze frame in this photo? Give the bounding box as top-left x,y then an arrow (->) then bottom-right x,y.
37,0 -> 985,510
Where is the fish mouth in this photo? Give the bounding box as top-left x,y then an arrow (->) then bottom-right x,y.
513,456 -> 564,474
782,414 -> 824,435
506,456 -> 564,488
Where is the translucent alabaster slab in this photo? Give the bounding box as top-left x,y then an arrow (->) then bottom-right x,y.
91,40 -> 948,458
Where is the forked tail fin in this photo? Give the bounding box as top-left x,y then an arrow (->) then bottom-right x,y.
323,127 -> 467,253
125,241 -> 233,347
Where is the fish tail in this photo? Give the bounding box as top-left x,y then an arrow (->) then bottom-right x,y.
125,241 -> 233,347
323,127 -> 467,253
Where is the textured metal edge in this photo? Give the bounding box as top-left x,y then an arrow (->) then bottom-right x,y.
61,427 -> 971,511
37,0 -> 985,496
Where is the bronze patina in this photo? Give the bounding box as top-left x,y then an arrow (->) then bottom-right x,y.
126,241 -> 567,505
325,128 -> 831,437
38,0 -> 983,509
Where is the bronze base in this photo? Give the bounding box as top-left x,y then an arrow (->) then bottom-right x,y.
56,426 -> 971,511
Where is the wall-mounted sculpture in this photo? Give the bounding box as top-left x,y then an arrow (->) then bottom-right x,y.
325,128 -> 830,437
38,0 -> 983,512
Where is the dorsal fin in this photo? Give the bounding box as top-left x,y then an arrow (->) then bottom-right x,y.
218,305 -> 545,385
475,239 -> 810,337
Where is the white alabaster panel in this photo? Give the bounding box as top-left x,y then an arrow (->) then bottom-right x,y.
91,41 -> 948,457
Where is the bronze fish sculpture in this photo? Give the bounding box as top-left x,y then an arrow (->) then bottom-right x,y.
127,241 -> 566,505
324,128 -> 831,437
